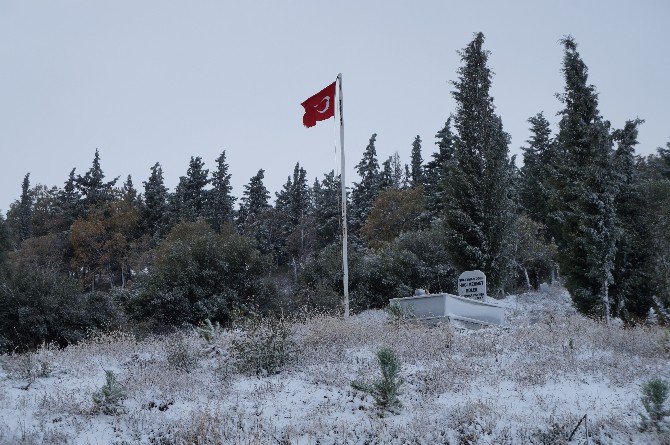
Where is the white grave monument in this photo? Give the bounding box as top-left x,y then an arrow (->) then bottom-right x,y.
458,270 -> 487,300
388,269 -> 504,328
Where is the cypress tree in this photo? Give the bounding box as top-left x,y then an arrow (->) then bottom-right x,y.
410,135 -> 424,186
610,119 -> 654,318
58,168 -> 82,226
657,142 -> 670,179
520,113 -> 553,226
208,150 -> 236,232
179,156 -> 210,221
238,169 -> 271,228
424,117 -> 456,219
143,162 -> 169,240
0,212 -> 10,274
122,175 -> 140,206
443,32 -> 515,294
238,169 -> 275,254
18,173 -> 32,242
391,152 -> 404,189
379,157 -> 394,191
313,171 -> 341,249
351,134 -> 381,230
551,36 -> 621,320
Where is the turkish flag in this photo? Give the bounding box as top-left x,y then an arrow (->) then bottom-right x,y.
301,81 -> 336,128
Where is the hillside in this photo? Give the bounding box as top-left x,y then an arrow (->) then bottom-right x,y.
0,286 -> 668,444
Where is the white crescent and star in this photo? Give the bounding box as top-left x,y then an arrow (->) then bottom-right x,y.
316,96 -> 330,114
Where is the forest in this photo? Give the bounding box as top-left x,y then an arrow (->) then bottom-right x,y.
1,33 -> 669,352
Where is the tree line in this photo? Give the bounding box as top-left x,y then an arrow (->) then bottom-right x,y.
1,33 -> 669,351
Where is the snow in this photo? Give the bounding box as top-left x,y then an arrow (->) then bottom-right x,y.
0,285 -> 668,444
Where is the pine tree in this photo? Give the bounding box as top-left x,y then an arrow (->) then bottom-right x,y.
351,134 -> 380,231
424,117 -> 456,218
76,149 -> 118,210
519,113 -> 553,226
442,32 -> 516,294
208,150 -> 236,232
410,135 -> 424,186
551,36 -> 621,320
18,173 -> 32,242
143,162 -> 169,240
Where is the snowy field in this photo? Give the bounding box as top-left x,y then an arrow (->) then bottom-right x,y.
1,286 -> 668,444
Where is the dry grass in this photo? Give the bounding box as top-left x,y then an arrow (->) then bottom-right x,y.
0,287 -> 668,444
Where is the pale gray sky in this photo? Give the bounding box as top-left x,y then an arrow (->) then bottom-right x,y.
1,0 -> 668,213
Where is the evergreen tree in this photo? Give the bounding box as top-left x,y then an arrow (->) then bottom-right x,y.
274,163 -> 312,265
610,119 -> 655,318
313,171 -> 341,249
410,135 -> 424,186
239,169 -> 270,225
18,173 -> 32,242
551,36 -> 621,320
178,156 -> 210,221
519,113 -> 553,226
238,169 -> 284,257
58,168 -> 82,226
351,134 -> 380,230
424,117 -> 456,218
379,157 -> 394,191
0,212 -> 11,274
208,150 -> 236,232
657,141 -> 670,179
121,175 -> 140,206
391,152 -> 404,189
76,149 -> 118,210
443,32 -> 516,294
143,162 -> 169,240
288,163 -> 310,226
379,153 -> 404,191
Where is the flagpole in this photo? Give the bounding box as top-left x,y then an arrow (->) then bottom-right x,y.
337,73 -> 349,319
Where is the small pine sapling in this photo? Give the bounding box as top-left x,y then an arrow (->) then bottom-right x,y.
197,318 -> 221,343
351,347 -> 404,415
92,370 -> 125,415
640,378 -> 670,431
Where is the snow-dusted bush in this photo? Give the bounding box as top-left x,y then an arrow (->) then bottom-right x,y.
232,313 -> 294,376
130,221 -> 274,327
165,334 -> 199,373
0,267 -> 124,352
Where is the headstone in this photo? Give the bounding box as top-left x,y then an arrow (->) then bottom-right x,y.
458,270 -> 486,300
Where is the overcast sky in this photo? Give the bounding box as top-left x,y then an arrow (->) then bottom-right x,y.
1,0 -> 668,213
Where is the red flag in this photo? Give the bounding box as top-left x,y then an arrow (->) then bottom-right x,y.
301,81 -> 336,128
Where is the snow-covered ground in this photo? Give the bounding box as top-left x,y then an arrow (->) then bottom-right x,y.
1,286 -> 668,444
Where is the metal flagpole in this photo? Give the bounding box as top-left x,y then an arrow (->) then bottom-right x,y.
337,73 -> 349,318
